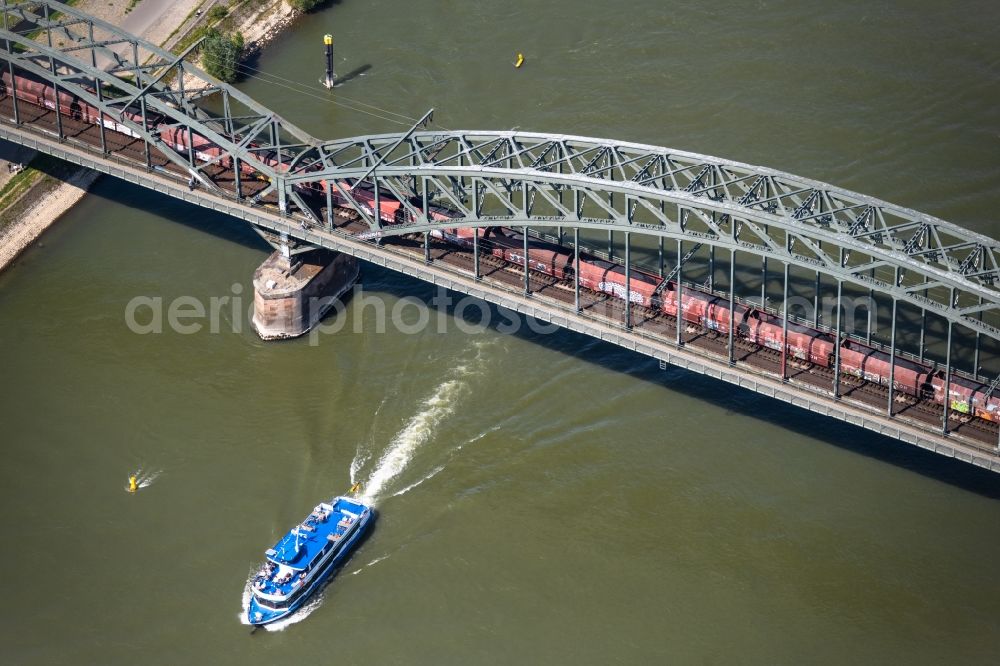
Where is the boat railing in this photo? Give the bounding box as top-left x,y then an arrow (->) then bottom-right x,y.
252,588 -> 287,602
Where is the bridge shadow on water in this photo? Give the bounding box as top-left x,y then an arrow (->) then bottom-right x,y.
86,176 -> 272,253
357,263 -> 1000,500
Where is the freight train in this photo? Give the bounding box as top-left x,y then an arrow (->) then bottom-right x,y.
0,69 -> 286,176
332,182 -> 1000,426
3,67 -> 995,425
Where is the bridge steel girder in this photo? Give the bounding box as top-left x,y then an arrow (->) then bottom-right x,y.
282,131 -> 1000,343
0,0 -> 310,195
4,118 -> 998,471
1,2 -> 998,345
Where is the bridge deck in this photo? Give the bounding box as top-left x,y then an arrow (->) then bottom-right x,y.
0,110 -> 997,474
341,215 -> 1000,447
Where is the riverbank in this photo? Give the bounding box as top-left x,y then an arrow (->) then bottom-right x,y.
0,168 -> 100,272
0,0 -> 246,274
178,0 -> 300,93
234,0 -> 299,57
0,0 -> 314,275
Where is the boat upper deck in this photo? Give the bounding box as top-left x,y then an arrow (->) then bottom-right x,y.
252,497 -> 368,599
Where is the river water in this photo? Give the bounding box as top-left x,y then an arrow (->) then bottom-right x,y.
2,1 -> 1000,663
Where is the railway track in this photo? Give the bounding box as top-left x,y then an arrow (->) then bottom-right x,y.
342,220 -> 1000,452
5,93 -> 997,454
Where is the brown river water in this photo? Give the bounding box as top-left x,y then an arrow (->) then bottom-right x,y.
1,1 -> 999,663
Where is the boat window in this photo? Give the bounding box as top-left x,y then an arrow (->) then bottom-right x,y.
256,597 -> 290,610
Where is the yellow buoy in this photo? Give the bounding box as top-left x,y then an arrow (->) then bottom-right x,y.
349,482 -> 362,494
514,53 -> 524,69
128,475 -> 138,493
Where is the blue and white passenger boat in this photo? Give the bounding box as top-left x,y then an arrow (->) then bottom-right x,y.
244,494 -> 373,627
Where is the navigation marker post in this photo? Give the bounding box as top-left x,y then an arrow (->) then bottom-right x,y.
323,34 -> 335,89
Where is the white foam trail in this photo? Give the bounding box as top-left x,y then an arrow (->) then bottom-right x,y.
360,374 -> 467,504
137,469 -> 161,488
389,464 -> 445,498
239,569 -> 256,625
125,468 -> 162,492
355,340 -> 497,503
455,423 -> 502,453
350,393 -> 394,484
349,449 -> 370,486
351,554 -> 390,575
262,594 -> 324,632
359,363 -> 474,504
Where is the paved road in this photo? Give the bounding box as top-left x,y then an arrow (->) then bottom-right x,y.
97,0 -> 204,69
122,0 -> 202,43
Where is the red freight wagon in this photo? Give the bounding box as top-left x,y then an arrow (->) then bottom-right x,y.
431,225 -> 489,249
73,99 -> 101,124
837,342 -> 931,396
746,316 -> 788,354
657,284 -> 722,327
679,289 -> 715,325
574,255 -> 660,306
488,230 -> 574,279
786,323 -> 834,366
746,313 -> 835,366
2,70 -> 155,135
930,372 -> 1000,419
2,71 -> 76,116
838,342 -> 869,382
332,185 -> 404,224
976,387 -> 1000,422
702,300 -> 753,336
158,126 -> 227,165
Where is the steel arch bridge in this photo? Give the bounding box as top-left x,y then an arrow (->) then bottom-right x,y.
304,130 -> 1000,338
3,0 -> 1000,469
3,1 -> 997,340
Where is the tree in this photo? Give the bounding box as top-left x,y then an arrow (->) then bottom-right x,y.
201,29 -> 244,83
289,0 -> 325,11
208,5 -> 229,21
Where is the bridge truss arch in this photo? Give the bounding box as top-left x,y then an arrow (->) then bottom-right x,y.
3,0 -> 1000,454
2,1 -> 997,343
294,131 -> 1000,345
0,0 -> 317,211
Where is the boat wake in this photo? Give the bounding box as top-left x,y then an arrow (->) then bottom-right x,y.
456,423 -> 501,453
355,376 -> 466,504
238,569 -> 255,625
351,341 -> 493,505
125,468 -> 161,492
351,553 -> 390,575
349,448 -> 371,486
389,464 -> 445,498
260,595 -> 324,632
